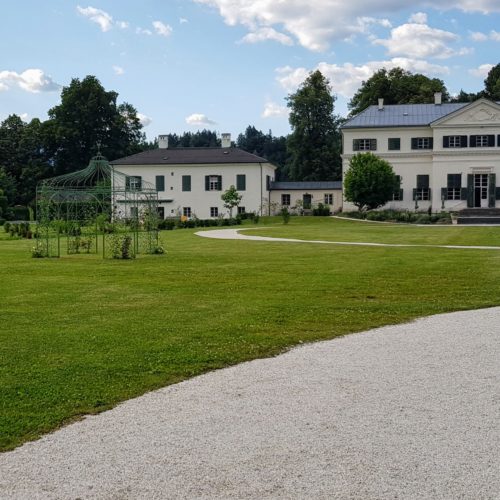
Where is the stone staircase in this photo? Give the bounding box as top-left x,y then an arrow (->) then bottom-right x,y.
456,208 -> 500,225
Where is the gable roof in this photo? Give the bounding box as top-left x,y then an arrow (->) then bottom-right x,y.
110,147 -> 271,166
341,102 -> 469,129
270,181 -> 342,190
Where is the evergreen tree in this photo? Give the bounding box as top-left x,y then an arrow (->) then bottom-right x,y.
484,63 -> 500,101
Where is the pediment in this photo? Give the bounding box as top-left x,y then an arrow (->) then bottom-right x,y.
432,98 -> 500,127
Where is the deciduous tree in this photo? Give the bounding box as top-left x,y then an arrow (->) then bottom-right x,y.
344,153 -> 398,211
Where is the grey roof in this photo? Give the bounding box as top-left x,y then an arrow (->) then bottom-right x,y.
110,147 -> 271,166
341,103 -> 469,129
270,181 -> 342,190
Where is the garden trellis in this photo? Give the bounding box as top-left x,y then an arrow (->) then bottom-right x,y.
35,153 -> 160,258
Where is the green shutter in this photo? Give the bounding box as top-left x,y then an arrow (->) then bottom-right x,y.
488,173 -> 496,207
470,136 -> 477,148
205,176 -> 209,191
370,139 -> 377,150
460,187 -> 468,201
496,187 -> 500,200
488,135 -> 495,147
125,176 -> 130,189
443,136 -> 450,148
412,188 -> 417,201
236,174 -> 246,191
411,138 -> 418,149
467,174 -> 474,207
155,175 -> 165,191
429,138 -> 433,149
217,175 -> 222,191
353,139 -> 360,151
182,175 -> 191,192
399,189 -> 403,201
461,136 -> 468,148
441,187 -> 447,200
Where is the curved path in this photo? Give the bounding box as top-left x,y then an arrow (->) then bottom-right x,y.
1,308 -> 499,499
196,228 -> 500,250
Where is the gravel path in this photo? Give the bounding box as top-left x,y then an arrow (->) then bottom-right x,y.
1,308 -> 499,499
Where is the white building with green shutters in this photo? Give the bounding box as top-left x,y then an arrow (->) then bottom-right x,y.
111,134 -> 276,219
341,95 -> 500,213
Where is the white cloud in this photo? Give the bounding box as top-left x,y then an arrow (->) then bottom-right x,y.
194,0 -> 500,52
262,101 -> 289,118
153,21 -> 173,37
490,30 -> 500,41
113,65 -> 124,76
239,27 -> 293,46
469,64 -> 494,78
469,31 -> 488,41
20,113 -> 29,121
77,5 -> 113,32
409,12 -> 427,24
276,59 -> 449,98
0,69 -> 60,93
185,113 -> 217,126
136,27 -> 153,36
180,17 -> 189,24
117,21 -> 129,29
374,22 -> 470,59
137,113 -> 152,127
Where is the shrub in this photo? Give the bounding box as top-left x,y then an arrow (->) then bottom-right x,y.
0,219 -> 5,226
281,207 -> 291,224
312,203 -> 331,216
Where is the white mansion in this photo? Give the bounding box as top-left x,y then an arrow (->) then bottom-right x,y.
341,95 -> 500,212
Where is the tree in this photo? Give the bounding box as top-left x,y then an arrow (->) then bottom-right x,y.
236,126 -> 288,179
46,75 -> 145,174
286,70 -> 342,181
344,153 -> 398,211
221,185 -> 242,217
484,63 -> 500,101
348,68 -> 449,116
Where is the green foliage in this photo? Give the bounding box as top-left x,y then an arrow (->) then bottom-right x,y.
348,68 -> 449,115
220,185 -> 242,217
339,210 -> 451,224
165,129 -> 221,148
313,203 -> 331,216
344,153 -> 397,211
280,207 -> 291,224
110,234 -> 135,259
286,70 -> 342,181
484,63 -> 500,101
236,126 -> 288,179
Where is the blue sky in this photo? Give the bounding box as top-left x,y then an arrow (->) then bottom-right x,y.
1,0 -> 499,141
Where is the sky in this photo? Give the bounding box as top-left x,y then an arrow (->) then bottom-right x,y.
1,0 -> 500,141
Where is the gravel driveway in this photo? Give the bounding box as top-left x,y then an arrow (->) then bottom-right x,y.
1,308 -> 499,499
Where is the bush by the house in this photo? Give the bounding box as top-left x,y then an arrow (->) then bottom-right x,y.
312,203 -> 331,216
340,209 -> 451,224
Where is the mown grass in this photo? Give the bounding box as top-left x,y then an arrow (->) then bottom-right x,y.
244,216 -> 500,246
1,218 -> 500,451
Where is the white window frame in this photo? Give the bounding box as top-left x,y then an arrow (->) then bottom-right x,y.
281,194 -> 291,206
209,176 -> 219,191
476,135 -> 489,147
448,136 -> 461,148
324,193 -> 333,205
416,138 -> 431,149
210,207 -> 218,217
183,207 -> 192,218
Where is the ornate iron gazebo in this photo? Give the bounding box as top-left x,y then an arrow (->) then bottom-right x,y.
34,153 -> 160,258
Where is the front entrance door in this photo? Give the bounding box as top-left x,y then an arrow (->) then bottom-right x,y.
474,174 -> 489,208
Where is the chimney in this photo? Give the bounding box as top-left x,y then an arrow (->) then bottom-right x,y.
434,92 -> 442,105
158,135 -> 169,149
378,98 -> 384,111
221,133 -> 231,148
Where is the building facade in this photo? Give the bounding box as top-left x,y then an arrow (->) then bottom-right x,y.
341,96 -> 500,212
269,181 -> 342,214
111,135 -> 276,219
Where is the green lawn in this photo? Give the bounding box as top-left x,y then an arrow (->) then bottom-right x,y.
1,217 -> 500,451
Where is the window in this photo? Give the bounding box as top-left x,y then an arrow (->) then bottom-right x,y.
393,175 -> 403,201
236,174 -> 246,191
182,207 -> 192,218
130,207 -> 138,218
205,175 -> 222,191
353,138 -> 377,151
443,135 -> 467,148
126,176 -> 142,191
388,138 -> 400,151
155,175 -> 165,191
324,193 -> 333,205
446,174 -> 461,200
414,175 -> 430,201
210,207 -> 218,217
470,135 -> 495,147
182,175 -> 191,192
411,137 -> 433,150
237,206 -> 245,215
157,207 -> 165,219
281,194 -> 291,206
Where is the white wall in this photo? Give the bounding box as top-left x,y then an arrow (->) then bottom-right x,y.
269,189 -> 342,214
114,162 -> 275,218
